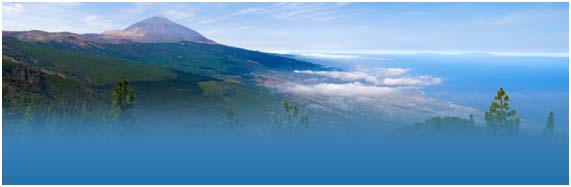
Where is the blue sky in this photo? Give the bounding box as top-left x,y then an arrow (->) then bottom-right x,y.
2,2 -> 569,55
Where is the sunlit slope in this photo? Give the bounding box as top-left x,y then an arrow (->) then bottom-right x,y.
2,57 -> 106,121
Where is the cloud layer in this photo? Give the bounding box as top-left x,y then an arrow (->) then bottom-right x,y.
294,67 -> 441,87
285,82 -> 397,97
259,66 -> 478,125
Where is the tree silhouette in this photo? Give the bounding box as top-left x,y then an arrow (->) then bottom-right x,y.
543,111 -> 555,136
224,108 -> 240,130
274,101 -> 309,130
110,80 -> 134,121
19,94 -> 41,126
484,88 -> 520,135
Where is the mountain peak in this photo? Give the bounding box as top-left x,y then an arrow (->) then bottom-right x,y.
142,15 -> 169,22
129,15 -> 174,27
102,16 -> 215,44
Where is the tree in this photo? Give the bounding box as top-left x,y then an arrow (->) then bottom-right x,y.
543,111 -> 555,136
484,88 -> 520,135
224,108 -> 240,130
415,116 -> 476,130
19,94 -> 41,126
274,101 -> 310,129
110,80 -> 135,121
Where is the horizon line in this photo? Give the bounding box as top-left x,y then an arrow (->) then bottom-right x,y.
265,49 -> 569,58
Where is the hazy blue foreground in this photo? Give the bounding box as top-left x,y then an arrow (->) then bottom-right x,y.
3,54 -> 569,185
3,130 -> 568,185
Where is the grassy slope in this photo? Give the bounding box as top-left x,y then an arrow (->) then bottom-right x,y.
3,57 -> 107,121
34,40 -> 324,77
100,42 -> 323,71
3,37 -> 177,86
2,37 -> 304,128
3,57 -> 86,100
35,38 -> 304,114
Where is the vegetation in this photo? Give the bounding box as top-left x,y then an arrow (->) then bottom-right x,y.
2,36 -> 564,138
223,108 -> 240,130
394,115 -> 480,136
3,37 -> 177,86
111,80 -> 135,122
198,81 -> 235,97
414,116 -> 476,130
543,111 -> 555,136
484,88 -> 520,135
2,35 -> 321,134
273,101 -> 310,130
394,87 -> 557,137
3,58 -> 106,128
54,40 -> 324,74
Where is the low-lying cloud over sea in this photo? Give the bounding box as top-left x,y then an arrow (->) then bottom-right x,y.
271,51 -> 569,135
257,65 -> 479,126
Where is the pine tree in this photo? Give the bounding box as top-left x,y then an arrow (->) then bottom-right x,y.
224,108 -> 240,130
274,101 -> 309,130
484,88 -> 520,135
110,80 -> 135,121
544,111 -> 555,136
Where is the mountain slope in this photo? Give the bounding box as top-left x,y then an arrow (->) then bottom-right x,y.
1,16 -> 328,127
3,37 -> 177,86
2,57 -> 104,122
102,16 -> 215,44
3,33 -> 324,76
81,41 -> 325,75
3,16 -> 323,73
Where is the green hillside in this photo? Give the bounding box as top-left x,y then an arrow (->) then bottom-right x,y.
3,37 -> 177,86
24,38 -> 324,76
2,31 -> 332,132
97,42 -> 323,73
3,57 -> 105,123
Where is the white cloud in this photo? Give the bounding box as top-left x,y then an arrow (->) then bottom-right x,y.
198,3 -> 286,24
360,67 -> 410,77
258,70 -> 477,124
204,26 -> 251,35
83,15 -> 113,29
294,68 -> 441,87
299,53 -> 361,59
200,2 -> 349,24
382,76 -> 443,86
161,9 -> 194,20
286,82 -> 397,97
3,4 -> 24,16
2,3 -> 108,33
257,65 -> 475,124
488,51 -> 568,58
295,70 -> 381,84
286,50 -> 569,58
